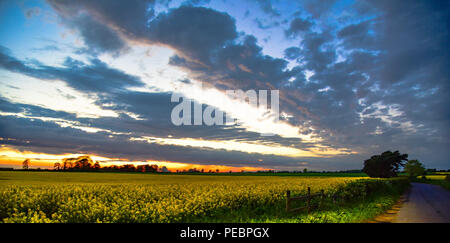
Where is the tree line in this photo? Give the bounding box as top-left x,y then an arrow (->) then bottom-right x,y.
18,151 -> 446,176
53,156 -> 163,173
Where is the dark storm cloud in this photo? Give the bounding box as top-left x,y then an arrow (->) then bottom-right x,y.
47,0 -> 154,38
0,46 -> 32,73
283,47 -> 301,60
0,97 -> 25,114
285,18 -> 313,37
337,20 -> 375,49
254,18 -> 280,30
0,97 -> 77,120
254,0 -> 280,17
302,0 -> 336,18
47,3 -> 291,90
169,34 -> 294,91
278,0 -> 449,168
147,6 -> 237,63
297,30 -> 336,72
0,47 -> 144,93
63,14 -> 128,54
47,0 -> 155,53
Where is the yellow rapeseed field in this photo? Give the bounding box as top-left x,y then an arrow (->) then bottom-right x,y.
0,172 -> 366,223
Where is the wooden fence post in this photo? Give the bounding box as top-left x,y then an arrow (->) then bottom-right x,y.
285,187 -> 329,214
320,189 -> 324,208
306,187 -> 311,214
286,190 -> 291,212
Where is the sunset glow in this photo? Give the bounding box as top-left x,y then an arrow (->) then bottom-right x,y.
0,146 -> 269,172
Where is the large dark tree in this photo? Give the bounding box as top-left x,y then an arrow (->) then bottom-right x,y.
73,156 -> 93,170
362,151 -> 408,178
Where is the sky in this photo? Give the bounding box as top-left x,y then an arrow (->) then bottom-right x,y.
0,0 -> 448,171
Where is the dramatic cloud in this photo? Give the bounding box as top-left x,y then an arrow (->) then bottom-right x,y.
0,0 -> 448,170
0,47 -> 144,93
47,0 -> 154,53
285,18 -> 313,37
254,0 -> 280,17
147,6 -> 237,62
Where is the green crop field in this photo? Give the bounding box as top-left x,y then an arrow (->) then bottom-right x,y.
415,174 -> 450,190
0,171 -> 409,223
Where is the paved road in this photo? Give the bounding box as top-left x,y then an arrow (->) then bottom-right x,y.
394,183 -> 450,223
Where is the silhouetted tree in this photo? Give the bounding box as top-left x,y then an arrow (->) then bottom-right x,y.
56,157 -> 164,173
362,151 -> 408,178
150,164 -> 158,172
136,164 -> 158,173
188,168 -> 199,173
74,156 -> 93,170
59,156 -> 95,171
160,166 -> 169,173
62,158 -> 75,170
119,164 -> 134,172
137,165 -> 146,172
93,161 -> 101,170
109,165 -> 119,171
22,159 -> 30,170
53,162 -> 61,170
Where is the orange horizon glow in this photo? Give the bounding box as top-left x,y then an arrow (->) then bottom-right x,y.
0,146 -> 272,172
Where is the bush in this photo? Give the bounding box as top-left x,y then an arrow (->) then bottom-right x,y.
332,178 -> 409,203
404,160 -> 426,179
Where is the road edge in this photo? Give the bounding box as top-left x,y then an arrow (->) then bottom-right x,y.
365,186 -> 410,223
